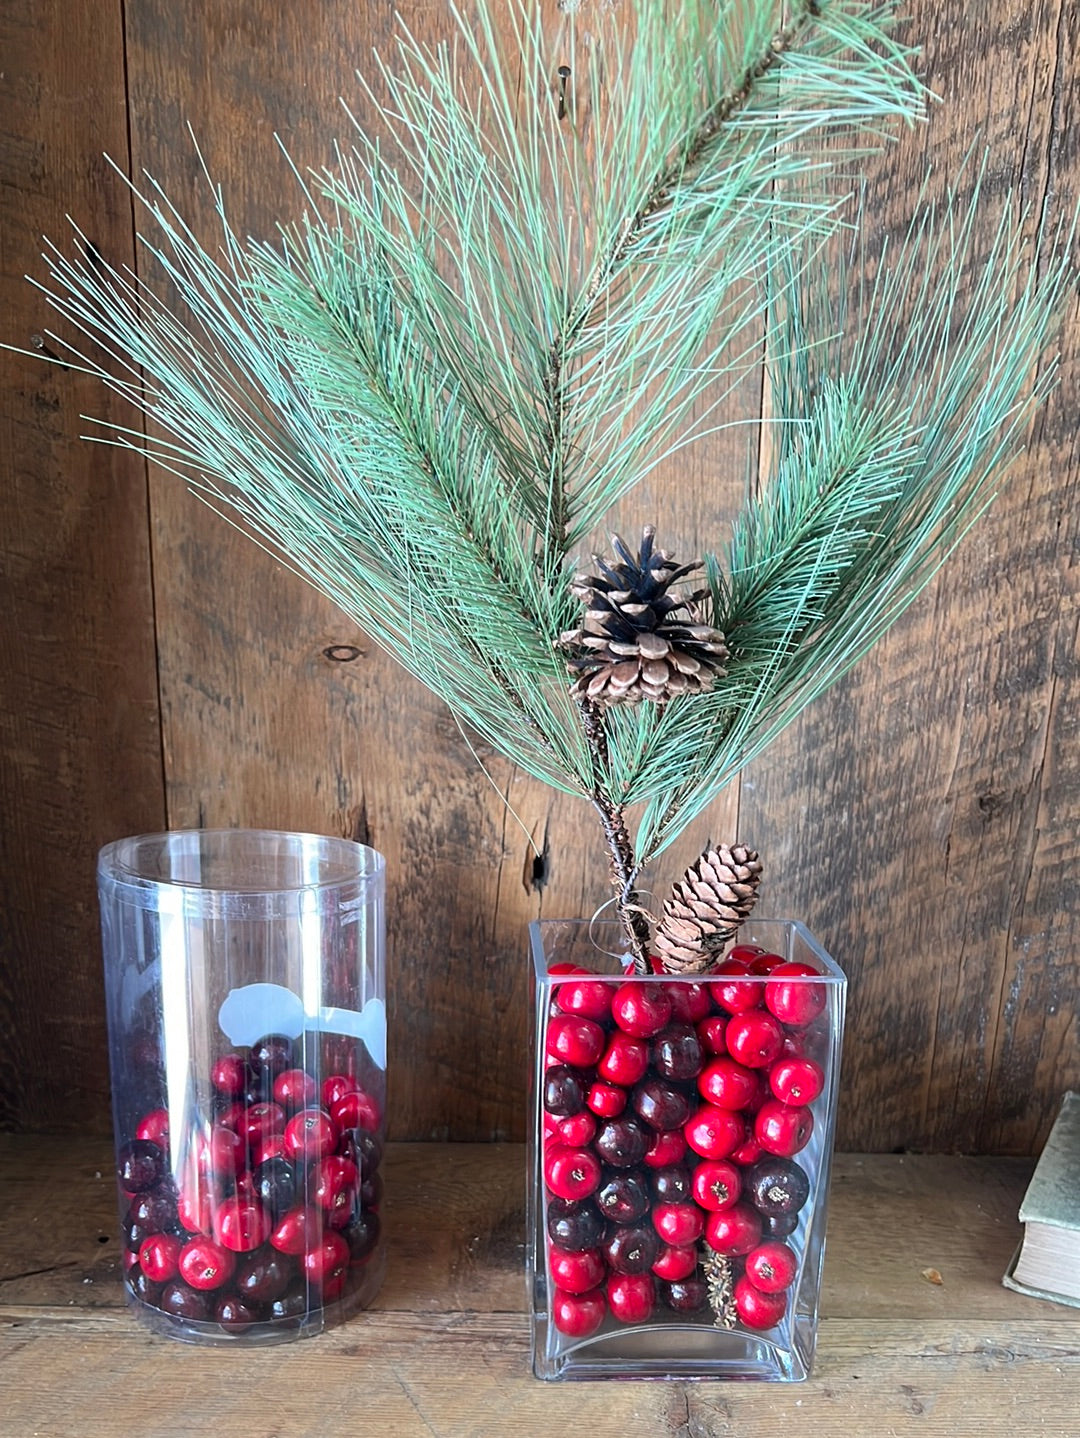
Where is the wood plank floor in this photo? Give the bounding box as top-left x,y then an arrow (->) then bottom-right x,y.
1,1139 -> 1078,1436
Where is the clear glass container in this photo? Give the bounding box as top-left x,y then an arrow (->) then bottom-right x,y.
528,918 -> 845,1381
98,828 -> 386,1344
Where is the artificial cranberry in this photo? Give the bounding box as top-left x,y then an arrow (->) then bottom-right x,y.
559,1111 -> 598,1146
134,1109 -> 170,1150
360,1171 -> 384,1209
594,1116 -> 650,1168
345,1209 -> 381,1263
642,1129 -> 687,1168
632,1078 -> 690,1132
250,1156 -> 297,1219
235,1249 -> 292,1303
695,1015 -> 728,1056
313,1155 -> 361,1224
554,975 -> 613,1023
123,1215 -> 153,1253
606,1272 -> 655,1324
274,1067 -> 318,1110
587,1081 -> 627,1118
547,1013 -> 606,1068
544,1144 -> 602,1202
745,1240 -> 798,1293
730,1132 -> 765,1166
117,1139 -> 164,1193
129,1187 -> 177,1234
683,1104 -> 744,1160
548,962 -> 586,976
284,1108 -> 339,1162
125,1262 -> 164,1306
215,1197 -> 272,1253
650,1164 -> 692,1203
551,1286 -> 605,1338
764,962 -> 826,1027
663,982 -> 711,1024
159,1280 -> 212,1322
138,1232 -> 183,1283
611,982 -> 672,1038
217,1100 -> 247,1132
346,1129 -> 384,1176
652,1202 -> 704,1246
239,1102 -> 287,1148
548,1245 -> 606,1294
726,1009 -> 785,1068
271,1206 -> 324,1256
211,1054 -> 247,1096
595,1170 -> 650,1224
761,1210 -> 800,1239
543,1065 -> 586,1117
597,1032 -> 649,1086
652,1243 -> 698,1282
704,1202 -> 762,1256
660,1277 -> 709,1313
691,1158 -> 742,1212
697,1056 -> 761,1110
603,1222 -> 659,1275
710,958 -> 764,1014
249,1034 -> 294,1078
547,1197 -> 605,1252
746,1157 -> 810,1215
650,1023 -> 704,1082
303,1231 -> 351,1288
734,1275 -> 787,1329
268,1281 -> 309,1322
769,1056 -> 825,1106
727,944 -> 766,964
176,1182 -> 213,1236
208,1124 -> 244,1180
178,1237 -> 235,1290
755,1099 -> 814,1156
330,1088 -> 381,1134
748,951 -> 786,976
216,1294 -> 259,1333
322,1074 -> 356,1111
249,1131 -> 287,1167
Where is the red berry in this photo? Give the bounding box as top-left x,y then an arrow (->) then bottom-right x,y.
551,1286 -> 605,1337
755,1099 -> 814,1156
745,1241 -> 798,1293
726,1010 -> 785,1069
710,959 -> 764,1015
134,1108 -> 170,1150
611,982 -> 672,1038
249,1131 -> 287,1167
311,1155 -> 360,1224
210,1054 -> 247,1096
554,975 -> 613,1023
684,1104 -> 744,1160
558,1111 -> 598,1147
214,1197 -> 272,1253
548,1245 -> 606,1294
606,1272 -> 655,1324
704,1202 -> 762,1256
274,1067 -> 318,1109
207,1124 -> 244,1180
764,962 -> 826,1027
321,1073 -> 357,1110
284,1107 -> 339,1161
587,1081 -> 627,1118
663,982 -> 711,1024
747,951 -> 786,976
691,1159 -> 742,1212
651,1243 -> 698,1282
727,944 -> 766,965
734,1275 -> 787,1328
730,1132 -> 764,1166
597,1032 -> 649,1086
769,1056 -> 824,1106
547,1014 -> 606,1068
642,1129 -> 687,1168
239,1102 -> 286,1148
695,1015 -> 728,1056
697,1056 -> 760,1110
178,1237 -> 235,1291
270,1206 -> 323,1255
330,1089 -> 381,1134
302,1230 -> 350,1288
176,1180 -> 214,1236
652,1202 -> 704,1246
543,1144 -> 602,1201
137,1232 -> 182,1283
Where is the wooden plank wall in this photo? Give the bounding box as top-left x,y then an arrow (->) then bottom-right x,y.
2,1 -> 1076,1150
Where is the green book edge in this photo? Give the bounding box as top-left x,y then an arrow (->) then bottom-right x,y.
1017,1091 -> 1080,1229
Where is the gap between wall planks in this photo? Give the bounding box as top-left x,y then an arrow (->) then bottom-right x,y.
1,0 -> 1077,1147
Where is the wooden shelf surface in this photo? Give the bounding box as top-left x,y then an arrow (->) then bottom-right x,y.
1,1138 -> 1078,1436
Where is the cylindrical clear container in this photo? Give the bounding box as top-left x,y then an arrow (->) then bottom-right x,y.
98,828 -> 386,1344
528,919 -> 845,1381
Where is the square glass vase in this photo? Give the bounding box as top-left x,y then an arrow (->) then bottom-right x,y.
528,918 -> 846,1382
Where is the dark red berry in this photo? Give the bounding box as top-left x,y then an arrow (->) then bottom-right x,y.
268,1281 -> 309,1322
125,1261 -> 164,1306
594,1116 -> 650,1168
128,1187 -> 177,1234
248,1035 -> 294,1078
544,1064 -> 587,1117
606,1272 -> 655,1324
660,1276 -> 709,1313
117,1139 -> 164,1193
649,1164 -> 692,1203
663,982 -> 711,1024
761,1210 -> 800,1239
734,1275 -> 787,1329
252,1156 -> 299,1219
595,1170 -> 650,1224
695,1015 -> 728,1056
547,1197 -> 605,1252
632,1078 -> 690,1132
215,1294 -> 259,1333
551,1285 -> 605,1338
345,1209 -> 381,1263
603,1222 -> 660,1275
746,1157 -> 811,1216
159,1280 -> 212,1322
650,1023 -> 704,1081
611,982 -> 672,1038
235,1249 -> 292,1304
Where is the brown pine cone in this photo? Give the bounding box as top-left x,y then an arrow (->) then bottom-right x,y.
653,843 -> 763,973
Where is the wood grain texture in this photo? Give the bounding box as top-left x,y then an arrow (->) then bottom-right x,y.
1,0 -> 1076,1145
0,0 -> 166,1130
2,1138 -> 1080,1438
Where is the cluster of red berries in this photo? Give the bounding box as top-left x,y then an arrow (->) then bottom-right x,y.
541,946 -> 829,1340
119,1034 -> 383,1335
